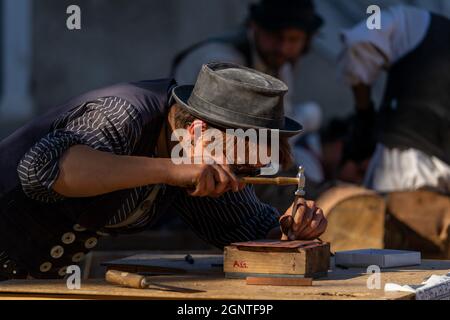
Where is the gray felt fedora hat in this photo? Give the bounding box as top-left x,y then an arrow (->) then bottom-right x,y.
172,62 -> 303,137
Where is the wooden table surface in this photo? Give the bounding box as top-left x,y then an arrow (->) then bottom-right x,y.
1,255 -> 449,300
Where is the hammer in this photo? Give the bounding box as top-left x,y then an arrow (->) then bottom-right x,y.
186,170 -> 302,189
239,176 -> 300,186
280,166 -> 306,241
235,166 -> 302,186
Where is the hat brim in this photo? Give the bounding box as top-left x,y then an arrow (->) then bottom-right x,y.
172,85 -> 303,137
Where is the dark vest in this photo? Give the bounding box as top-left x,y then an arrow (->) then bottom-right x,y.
0,79 -> 176,278
171,30 -> 253,76
379,14 -> 450,164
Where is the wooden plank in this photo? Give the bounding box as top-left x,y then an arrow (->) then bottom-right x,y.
0,271 -> 424,300
246,277 -> 313,286
231,240 -> 322,250
0,277 -> 401,300
1,257 -> 450,300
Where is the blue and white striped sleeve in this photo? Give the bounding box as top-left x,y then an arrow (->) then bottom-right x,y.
17,97 -> 144,203
172,185 -> 281,249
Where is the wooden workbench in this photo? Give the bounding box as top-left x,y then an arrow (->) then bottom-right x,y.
0,254 -> 449,300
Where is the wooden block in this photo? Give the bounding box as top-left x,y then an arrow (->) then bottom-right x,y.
246,277 -> 313,287
224,240 -> 330,279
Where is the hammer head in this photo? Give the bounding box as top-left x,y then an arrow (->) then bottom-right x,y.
295,166 -> 306,197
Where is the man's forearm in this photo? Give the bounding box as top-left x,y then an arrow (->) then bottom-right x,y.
53,145 -> 173,197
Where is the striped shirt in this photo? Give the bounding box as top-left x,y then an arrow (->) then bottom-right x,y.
12,96 -> 280,250
17,97 -> 155,229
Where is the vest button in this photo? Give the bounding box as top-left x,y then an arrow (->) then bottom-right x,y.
50,246 -> 64,259
2,262 -> 16,274
84,237 -> 98,249
39,262 -> 52,273
58,266 -> 68,277
73,224 -> 87,232
72,252 -> 85,263
62,232 -> 76,244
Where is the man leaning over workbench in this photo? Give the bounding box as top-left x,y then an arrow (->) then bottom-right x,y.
0,62 -> 327,280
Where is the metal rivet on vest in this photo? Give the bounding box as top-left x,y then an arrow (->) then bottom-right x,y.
12,270 -> 17,275
73,224 -> 87,232
40,262 -> 52,273
58,266 -> 68,277
85,237 -> 98,249
62,232 -> 76,244
3,264 -> 7,269
72,252 -> 85,263
50,245 -> 64,259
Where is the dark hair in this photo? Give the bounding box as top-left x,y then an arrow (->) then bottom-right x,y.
248,0 -> 324,34
320,118 -> 350,145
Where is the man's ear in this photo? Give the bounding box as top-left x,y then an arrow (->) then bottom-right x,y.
187,119 -> 207,138
187,122 -> 196,137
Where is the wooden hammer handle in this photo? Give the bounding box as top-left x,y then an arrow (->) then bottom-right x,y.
106,270 -> 146,289
240,177 -> 299,186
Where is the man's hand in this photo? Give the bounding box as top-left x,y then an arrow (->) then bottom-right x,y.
166,162 -> 245,197
279,199 -> 327,240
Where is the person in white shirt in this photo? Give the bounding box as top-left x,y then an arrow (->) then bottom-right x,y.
172,0 -> 324,119
338,5 -> 450,194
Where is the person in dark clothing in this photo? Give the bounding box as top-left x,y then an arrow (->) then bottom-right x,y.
339,5 -> 450,193
0,63 -> 327,279
173,0 -> 324,118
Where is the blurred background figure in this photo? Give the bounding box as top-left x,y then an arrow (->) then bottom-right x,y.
173,0 -> 324,118
291,110 -> 374,200
338,5 -> 450,194
4,0 -> 449,142
292,102 -> 324,184
172,0 -> 327,210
